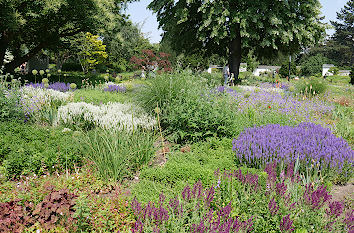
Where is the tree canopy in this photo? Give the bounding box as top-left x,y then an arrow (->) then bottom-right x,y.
331,0 -> 353,66
149,0 -> 326,82
0,0 -> 134,73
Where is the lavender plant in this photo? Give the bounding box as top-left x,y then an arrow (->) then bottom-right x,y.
104,84 -> 127,93
27,82 -> 76,92
232,123 -> 353,183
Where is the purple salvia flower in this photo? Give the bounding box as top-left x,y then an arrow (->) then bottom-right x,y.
276,182 -> 287,197
280,214 -> 294,232
204,186 -> 215,207
326,201 -> 344,218
268,198 -> 279,216
182,185 -> 192,201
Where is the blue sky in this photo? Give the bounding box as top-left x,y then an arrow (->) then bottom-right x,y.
126,0 -> 350,44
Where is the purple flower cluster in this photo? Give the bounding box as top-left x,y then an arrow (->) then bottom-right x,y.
219,168 -> 260,191
232,123 -> 354,170
27,82 -> 75,92
259,82 -> 290,91
104,84 -> 126,93
130,180 -> 254,233
268,198 -> 279,216
219,87 -> 334,127
304,185 -> 332,210
280,214 -> 294,232
326,201 -> 344,218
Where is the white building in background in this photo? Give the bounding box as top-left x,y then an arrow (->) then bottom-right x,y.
253,66 -> 280,76
339,70 -> 351,76
322,64 -> 335,76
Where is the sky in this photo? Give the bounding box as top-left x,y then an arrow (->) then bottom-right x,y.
125,0 -> 350,44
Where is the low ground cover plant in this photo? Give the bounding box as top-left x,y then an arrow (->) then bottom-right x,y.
0,121 -> 83,178
73,89 -> 130,104
0,168 -> 134,232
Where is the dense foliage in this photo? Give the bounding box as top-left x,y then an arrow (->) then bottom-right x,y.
295,77 -> 328,96
149,0 -> 326,80
300,54 -> 331,76
0,121 -> 84,178
136,72 -> 293,143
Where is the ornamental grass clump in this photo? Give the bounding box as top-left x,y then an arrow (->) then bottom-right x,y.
233,123 -> 353,183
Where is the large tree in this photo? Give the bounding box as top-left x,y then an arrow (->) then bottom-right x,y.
331,0 -> 353,66
149,0 -> 326,82
0,0 -> 132,73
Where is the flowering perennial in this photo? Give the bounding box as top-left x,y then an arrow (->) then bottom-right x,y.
219,87 -> 334,127
104,84 -> 127,93
232,123 -> 353,170
130,181 -> 254,233
19,86 -> 72,119
56,102 -> 156,131
27,82 -> 76,92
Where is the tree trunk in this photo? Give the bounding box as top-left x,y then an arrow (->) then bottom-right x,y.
4,42 -> 46,73
229,23 -> 242,85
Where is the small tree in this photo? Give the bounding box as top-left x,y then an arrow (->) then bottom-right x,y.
130,50 -> 172,75
301,54 -> 331,77
77,32 -> 108,73
279,61 -> 296,78
328,67 -> 339,75
350,67 -> 354,85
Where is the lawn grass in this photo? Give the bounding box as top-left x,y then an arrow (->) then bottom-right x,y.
73,89 -> 131,104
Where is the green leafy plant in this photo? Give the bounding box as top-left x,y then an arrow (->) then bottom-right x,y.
295,77 -> 327,96
136,72 -> 294,143
279,60 -> 297,78
328,67 -> 339,75
77,32 -> 108,73
0,74 -> 24,121
0,121 -> 84,178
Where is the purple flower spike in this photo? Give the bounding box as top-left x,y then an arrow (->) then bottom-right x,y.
280,214 -> 294,232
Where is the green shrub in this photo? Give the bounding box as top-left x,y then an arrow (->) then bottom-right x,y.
15,72 -> 106,88
279,60 -> 296,78
295,77 -> 327,96
300,54 -> 331,77
80,128 -> 156,181
136,71 -> 295,143
328,67 -> 339,75
199,72 -> 223,87
62,62 -> 82,72
0,121 -> 84,178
